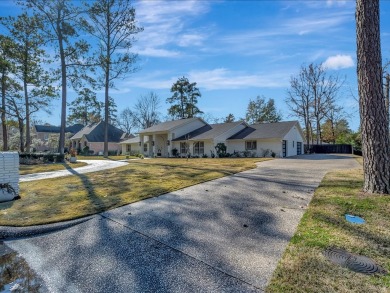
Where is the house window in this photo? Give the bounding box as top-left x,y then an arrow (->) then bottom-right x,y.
245,141 -> 257,150
44,134 -> 49,141
180,142 -> 188,154
126,145 -> 131,152
84,141 -> 87,147
193,142 -> 204,155
144,143 -> 148,152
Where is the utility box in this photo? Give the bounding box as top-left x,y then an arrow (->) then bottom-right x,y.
0,152 -> 19,202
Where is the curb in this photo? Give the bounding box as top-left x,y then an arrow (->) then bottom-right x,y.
0,215 -> 96,240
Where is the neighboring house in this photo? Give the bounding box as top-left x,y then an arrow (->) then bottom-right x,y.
70,121 -> 127,155
33,124 -> 84,152
120,118 -> 305,158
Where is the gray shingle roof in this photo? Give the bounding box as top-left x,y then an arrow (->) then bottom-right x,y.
71,121 -> 124,142
139,118 -> 202,134
173,121 -> 245,141
228,121 -> 301,140
34,124 -> 84,134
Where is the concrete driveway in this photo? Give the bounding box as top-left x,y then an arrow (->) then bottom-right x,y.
4,154 -> 360,292
20,160 -> 128,182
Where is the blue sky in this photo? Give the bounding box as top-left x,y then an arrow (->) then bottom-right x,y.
2,0 -> 390,131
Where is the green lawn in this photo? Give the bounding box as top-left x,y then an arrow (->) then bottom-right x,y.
1,158 -> 269,226
266,161 -> 390,292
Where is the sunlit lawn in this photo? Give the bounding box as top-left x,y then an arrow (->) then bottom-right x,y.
19,161 -> 88,175
1,158 -> 269,226
266,158 -> 389,292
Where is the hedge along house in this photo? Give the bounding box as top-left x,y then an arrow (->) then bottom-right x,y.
70,121 -> 126,155
227,121 -> 305,157
120,118 -> 305,158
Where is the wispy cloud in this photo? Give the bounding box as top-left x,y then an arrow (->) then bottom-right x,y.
323,54 -> 355,70
134,0 -> 210,57
124,68 -> 290,91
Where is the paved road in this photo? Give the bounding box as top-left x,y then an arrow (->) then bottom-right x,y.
20,160 -> 129,182
5,154 -> 359,292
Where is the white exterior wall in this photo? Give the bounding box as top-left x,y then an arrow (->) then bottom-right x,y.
171,120 -> 206,139
201,141 -> 214,157
227,139 -> 282,157
0,152 -> 19,202
121,143 -> 141,155
283,125 -> 304,157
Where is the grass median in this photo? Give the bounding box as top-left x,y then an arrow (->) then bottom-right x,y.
1,158 -> 269,226
266,160 -> 390,292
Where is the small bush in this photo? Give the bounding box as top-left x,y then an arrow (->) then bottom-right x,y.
82,146 -> 90,156
202,154 -> 208,158
172,148 -> 178,157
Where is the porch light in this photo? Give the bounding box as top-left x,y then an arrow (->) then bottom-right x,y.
152,141 -> 155,146
167,140 -> 170,146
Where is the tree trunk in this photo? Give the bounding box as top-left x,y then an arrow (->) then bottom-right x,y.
24,75 -> 30,152
18,118 -> 24,152
356,0 -> 390,193
385,74 -> 389,120
58,26 -> 66,155
1,70 -> 8,151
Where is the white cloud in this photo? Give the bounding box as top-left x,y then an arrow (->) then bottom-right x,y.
134,0 -> 210,57
323,54 -> 354,70
123,68 -> 290,91
178,33 -> 205,47
326,0 -> 348,7
188,68 -> 290,90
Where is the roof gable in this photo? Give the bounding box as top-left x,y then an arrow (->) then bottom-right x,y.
173,121 -> 246,141
139,117 -> 205,134
71,121 -> 124,142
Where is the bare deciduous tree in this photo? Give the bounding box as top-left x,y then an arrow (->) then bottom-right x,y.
286,63 -> 343,147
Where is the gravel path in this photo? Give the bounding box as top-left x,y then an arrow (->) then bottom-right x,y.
20,160 -> 129,182
4,154 -> 360,292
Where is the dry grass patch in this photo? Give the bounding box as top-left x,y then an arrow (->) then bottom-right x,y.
267,168 -> 390,293
1,158 -> 268,226
19,162 -> 88,175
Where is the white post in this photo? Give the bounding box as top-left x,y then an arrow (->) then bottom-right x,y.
0,152 -> 20,202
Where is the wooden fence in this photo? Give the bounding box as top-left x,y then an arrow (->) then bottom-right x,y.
304,144 -> 353,154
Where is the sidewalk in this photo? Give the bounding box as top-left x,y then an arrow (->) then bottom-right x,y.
20,159 -> 128,182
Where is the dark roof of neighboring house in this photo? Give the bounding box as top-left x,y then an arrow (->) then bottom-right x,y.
34,124 -> 84,134
71,121 -> 124,142
173,121 -> 245,141
139,118 -> 204,134
228,121 -> 301,140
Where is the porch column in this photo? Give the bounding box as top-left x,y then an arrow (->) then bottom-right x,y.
167,134 -> 172,157
152,134 -> 157,156
140,135 -> 144,155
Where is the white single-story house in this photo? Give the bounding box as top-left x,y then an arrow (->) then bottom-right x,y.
120,118 -> 305,158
